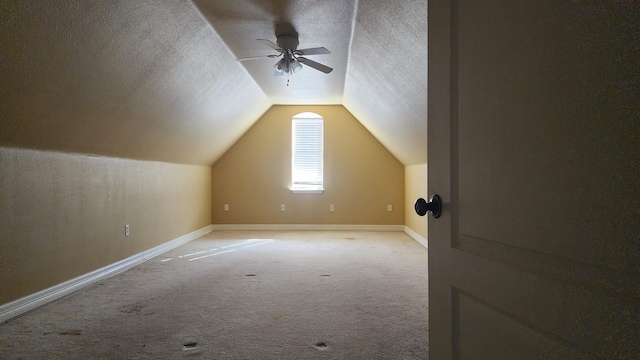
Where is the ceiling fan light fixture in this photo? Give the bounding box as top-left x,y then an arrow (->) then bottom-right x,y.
282,62 -> 292,75
274,58 -> 286,73
291,59 -> 303,73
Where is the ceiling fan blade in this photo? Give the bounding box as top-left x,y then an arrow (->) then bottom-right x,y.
236,54 -> 279,62
257,39 -> 282,51
295,47 -> 331,56
298,57 -> 333,74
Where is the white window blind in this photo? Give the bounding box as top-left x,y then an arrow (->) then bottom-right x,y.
292,114 -> 323,192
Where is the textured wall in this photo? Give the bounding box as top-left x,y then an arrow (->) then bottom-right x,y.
0,147 -> 212,304
212,105 -> 404,225
405,163 -> 427,239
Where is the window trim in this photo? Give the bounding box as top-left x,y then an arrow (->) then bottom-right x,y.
290,188 -> 324,194
291,112 -> 324,194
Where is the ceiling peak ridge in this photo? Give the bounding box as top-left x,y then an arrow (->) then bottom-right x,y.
343,0 -> 361,97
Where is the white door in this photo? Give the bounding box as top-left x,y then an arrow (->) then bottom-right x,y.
426,0 -> 639,358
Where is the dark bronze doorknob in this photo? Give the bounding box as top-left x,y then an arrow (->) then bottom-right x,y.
414,195 -> 442,218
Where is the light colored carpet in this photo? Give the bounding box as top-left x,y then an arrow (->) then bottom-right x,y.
0,231 -> 428,359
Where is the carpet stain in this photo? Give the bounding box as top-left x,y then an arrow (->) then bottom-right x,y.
265,311 -> 283,322
320,274 -> 331,277
182,342 -> 198,350
119,303 -> 146,313
59,329 -> 82,336
245,274 -> 256,277
315,342 -> 328,350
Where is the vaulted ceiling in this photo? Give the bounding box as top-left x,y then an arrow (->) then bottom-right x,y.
0,0 -> 427,165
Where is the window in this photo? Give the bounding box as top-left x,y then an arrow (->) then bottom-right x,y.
291,112 -> 323,193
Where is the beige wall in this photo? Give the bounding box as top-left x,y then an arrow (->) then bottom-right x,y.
212,105 -> 404,225
0,147 -> 212,304
405,163 -> 427,239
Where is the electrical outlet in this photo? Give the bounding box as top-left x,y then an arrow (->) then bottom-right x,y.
281,204 -> 286,211
224,204 -> 229,211
330,204 -> 335,212
125,224 -> 130,236
387,205 -> 393,212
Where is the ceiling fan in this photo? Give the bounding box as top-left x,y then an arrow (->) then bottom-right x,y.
236,35 -> 333,76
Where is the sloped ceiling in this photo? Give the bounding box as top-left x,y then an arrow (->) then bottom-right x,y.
0,0 -> 427,165
193,0 -> 355,105
344,0 -> 428,165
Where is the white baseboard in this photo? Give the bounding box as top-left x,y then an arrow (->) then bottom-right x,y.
211,224 -> 405,232
0,225 -> 213,324
404,226 -> 428,249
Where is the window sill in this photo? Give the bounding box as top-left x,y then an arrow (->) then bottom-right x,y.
290,188 -> 324,194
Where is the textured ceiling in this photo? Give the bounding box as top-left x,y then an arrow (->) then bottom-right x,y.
193,0 -> 356,105
0,0 -> 427,165
344,0 -> 428,165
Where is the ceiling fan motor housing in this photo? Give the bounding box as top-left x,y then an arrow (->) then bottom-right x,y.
276,35 -> 299,50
